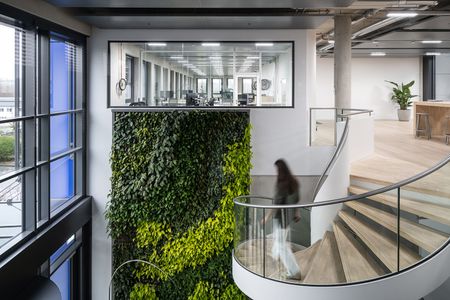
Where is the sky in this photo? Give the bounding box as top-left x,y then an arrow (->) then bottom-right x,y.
0,24 -> 15,81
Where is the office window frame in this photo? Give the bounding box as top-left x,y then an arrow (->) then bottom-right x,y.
0,14 -> 86,260
107,40 -> 295,108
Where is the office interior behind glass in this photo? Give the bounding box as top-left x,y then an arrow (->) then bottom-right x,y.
109,41 -> 293,108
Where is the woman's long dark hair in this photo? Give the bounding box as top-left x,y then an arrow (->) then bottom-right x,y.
275,159 -> 299,194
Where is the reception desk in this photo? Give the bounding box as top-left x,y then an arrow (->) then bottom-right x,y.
414,101 -> 450,137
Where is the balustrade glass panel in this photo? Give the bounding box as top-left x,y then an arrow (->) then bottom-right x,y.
400,160 -> 450,270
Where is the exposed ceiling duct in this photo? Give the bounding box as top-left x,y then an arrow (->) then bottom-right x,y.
315,0 -> 447,55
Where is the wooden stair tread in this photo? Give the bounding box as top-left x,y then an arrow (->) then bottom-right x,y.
349,186 -> 450,227
350,153 -> 450,199
346,201 -> 449,253
303,231 -> 346,284
339,211 -> 420,272
294,240 -> 321,279
333,222 -> 385,282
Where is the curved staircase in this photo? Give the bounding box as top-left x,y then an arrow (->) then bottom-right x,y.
233,155 -> 450,300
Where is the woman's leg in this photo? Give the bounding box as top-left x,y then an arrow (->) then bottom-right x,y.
279,226 -> 301,277
271,219 -> 282,258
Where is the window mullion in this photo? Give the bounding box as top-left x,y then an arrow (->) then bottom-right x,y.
22,28 -> 36,232
38,32 -> 50,224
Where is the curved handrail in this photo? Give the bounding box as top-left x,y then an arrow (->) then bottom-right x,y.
310,108 -> 373,201
235,152 -> 450,209
234,108 -> 450,292
233,153 -> 450,292
311,117 -> 349,200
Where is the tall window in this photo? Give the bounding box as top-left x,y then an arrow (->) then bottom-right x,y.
0,17 -> 85,253
212,78 -> 222,97
227,78 -> 234,90
197,78 -> 207,96
242,78 -> 253,94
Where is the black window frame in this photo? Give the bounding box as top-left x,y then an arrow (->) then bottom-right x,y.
0,4 -> 89,299
107,40 -> 295,109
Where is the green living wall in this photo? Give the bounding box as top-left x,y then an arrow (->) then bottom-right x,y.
107,111 -> 251,299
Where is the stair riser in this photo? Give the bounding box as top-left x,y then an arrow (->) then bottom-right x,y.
350,178 -> 450,208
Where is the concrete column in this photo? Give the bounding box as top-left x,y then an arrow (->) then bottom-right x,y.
334,15 -> 352,109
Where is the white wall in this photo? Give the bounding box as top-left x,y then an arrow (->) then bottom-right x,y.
88,28 -> 335,299
316,57 -> 422,120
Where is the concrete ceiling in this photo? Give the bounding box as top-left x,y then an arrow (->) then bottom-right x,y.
43,0 -> 450,57
77,15 -> 330,29
45,0 -> 360,29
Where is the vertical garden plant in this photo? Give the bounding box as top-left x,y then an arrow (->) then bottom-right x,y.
107,111 -> 251,299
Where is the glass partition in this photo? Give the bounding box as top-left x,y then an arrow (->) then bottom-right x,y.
234,157 -> 450,286
109,41 -> 293,108
234,196 -> 311,281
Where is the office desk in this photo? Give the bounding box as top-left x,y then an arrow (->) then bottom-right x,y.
414,101 -> 450,136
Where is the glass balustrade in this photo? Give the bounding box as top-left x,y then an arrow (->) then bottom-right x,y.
235,108 -> 450,287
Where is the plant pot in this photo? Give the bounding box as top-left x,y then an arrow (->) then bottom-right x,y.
397,109 -> 411,122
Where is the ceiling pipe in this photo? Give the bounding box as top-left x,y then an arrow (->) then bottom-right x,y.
318,4 -> 436,52
349,1 -> 438,9
384,10 -> 450,16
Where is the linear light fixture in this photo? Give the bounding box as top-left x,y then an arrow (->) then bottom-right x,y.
255,42 -> 273,47
147,42 -> 167,46
421,40 -> 442,44
425,52 -> 441,56
202,42 -> 220,46
247,56 -> 260,59
387,12 -> 418,17
170,56 -> 183,59
370,52 -> 386,56
328,40 -> 335,44
178,60 -> 188,63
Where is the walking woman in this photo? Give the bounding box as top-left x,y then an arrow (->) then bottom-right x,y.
263,159 -> 302,280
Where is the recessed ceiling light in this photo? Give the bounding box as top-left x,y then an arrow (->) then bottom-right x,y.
425,52 -> 441,56
386,12 -> 418,17
170,56 -> 183,59
147,42 -> 167,46
255,43 -> 273,47
370,52 -> 386,56
421,40 -> 442,44
202,43 -> 221,47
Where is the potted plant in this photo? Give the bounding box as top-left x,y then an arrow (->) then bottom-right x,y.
386,80 -> 417,121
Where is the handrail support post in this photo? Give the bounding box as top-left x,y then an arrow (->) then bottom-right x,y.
397,187 -> 401,272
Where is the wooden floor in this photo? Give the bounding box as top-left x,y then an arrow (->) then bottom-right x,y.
351,121 -> 450,197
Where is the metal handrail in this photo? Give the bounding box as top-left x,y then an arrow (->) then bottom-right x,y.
234,152 -> 450,209
310,108 -> 373,200
311,117 -> 349,200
